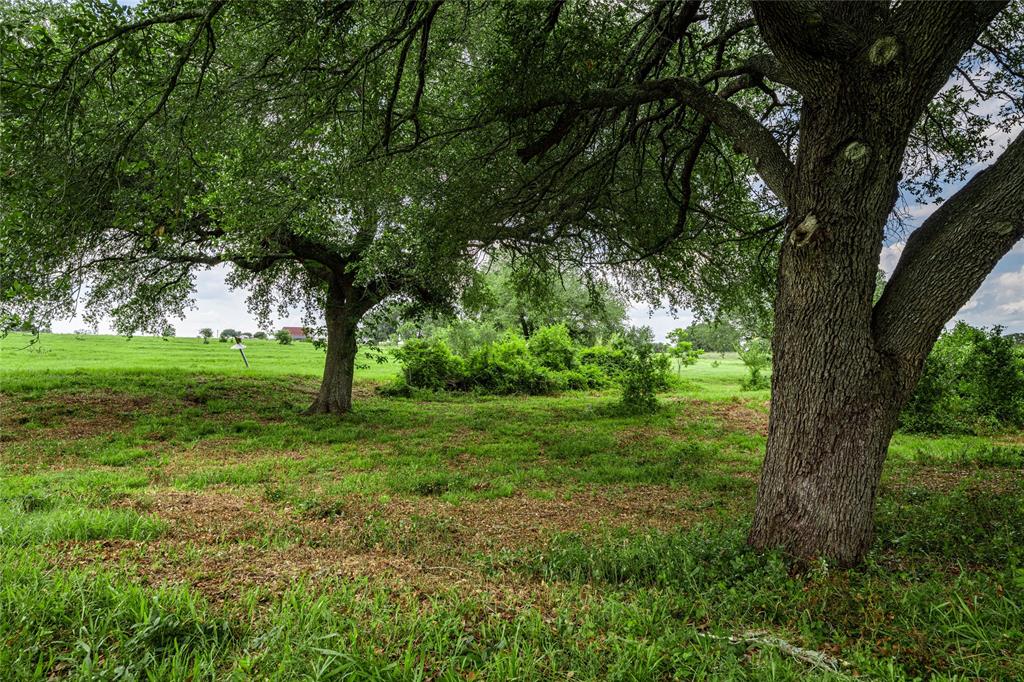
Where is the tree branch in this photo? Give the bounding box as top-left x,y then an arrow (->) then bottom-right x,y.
515,75 -> 795,205
891,1 -> 1009,120
873,131 -> 1024,364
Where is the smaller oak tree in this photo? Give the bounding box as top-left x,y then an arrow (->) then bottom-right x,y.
666,328 -> 704,375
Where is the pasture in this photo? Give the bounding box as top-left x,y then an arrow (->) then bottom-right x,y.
1,333 -> 1022,680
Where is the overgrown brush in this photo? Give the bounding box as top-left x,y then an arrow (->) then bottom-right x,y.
900,323 -> 1024,434
389,325 -> 666,397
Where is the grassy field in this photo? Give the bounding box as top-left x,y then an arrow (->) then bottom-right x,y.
1,333 -> 1022,680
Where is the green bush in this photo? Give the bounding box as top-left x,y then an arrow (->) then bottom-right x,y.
900,323 -> 1024,433
899,352 -> 964,433
389,327 -> 652,397
578,343 -> 629,377
394,338 -> 465,391
527,324 -> 577,370
969,325 -> 1024,425
274,329 -> 292,345
466,334 -> 555,394
551,364 -> 611,390
736,337 -> 771,391
441,319 -> 501,358
617,328 -> 670,413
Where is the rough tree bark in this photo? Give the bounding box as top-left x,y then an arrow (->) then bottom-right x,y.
745,1 -> 1022,565
750,130 -> 1024,565
306,279 -> 375,415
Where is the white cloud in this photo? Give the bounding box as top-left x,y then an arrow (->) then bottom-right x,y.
904,204 -> 938,221
995,268 -> 1024,290
998,300 -> 1024,315
627,302 -> 694,341
879,241 -> 905,276
952,261 -> 1024,330
50,265 -> 304,336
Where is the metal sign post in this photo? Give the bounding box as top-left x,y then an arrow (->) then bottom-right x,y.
230,336 -> 249,368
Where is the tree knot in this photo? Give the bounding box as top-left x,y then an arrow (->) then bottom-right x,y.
867,36 -> 899,66
790,214 -> 820,247
841,141 -> 870,165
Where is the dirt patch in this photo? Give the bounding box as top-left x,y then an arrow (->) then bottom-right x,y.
461,491 -> 687,548
155,440 -> 318,476
0,392 -> 152,442
53,485 -> 723,606
682,399 -> 768,436
51,537 -> 511,607
881,466 -> 1022,495
313,485 -> 714,552
615,426 -> 674,448
116,490 -> 290,543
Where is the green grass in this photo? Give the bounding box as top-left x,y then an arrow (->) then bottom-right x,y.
1,333 -> 1022,679
0,332 -> 398,380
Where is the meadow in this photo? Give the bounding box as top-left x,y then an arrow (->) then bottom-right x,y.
1,333 -> 1022,680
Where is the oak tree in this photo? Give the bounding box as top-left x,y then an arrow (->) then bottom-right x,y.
474,0 -> 1024,564
1,1 -> 485,414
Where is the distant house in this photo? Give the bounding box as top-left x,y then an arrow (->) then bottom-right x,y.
281,326 -> 307,341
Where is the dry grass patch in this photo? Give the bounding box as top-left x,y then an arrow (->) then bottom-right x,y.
49,537 -> 506,607
684,399 -> 769,436
313,485 -> 715,552
67,484 -> 718,604
881,466 -> 1022,495
116,490 -> 289,543
0,392 -> 150,442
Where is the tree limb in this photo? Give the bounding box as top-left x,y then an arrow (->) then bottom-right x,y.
515,75 -> 795,205
874,131 -> 1024,364
891,1 -> 1009,121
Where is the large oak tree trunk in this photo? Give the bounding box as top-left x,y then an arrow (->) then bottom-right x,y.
748,312 -> 906,565
306,281 -> 362,415
745,74 -> 920,564
736,0 -> 1023,567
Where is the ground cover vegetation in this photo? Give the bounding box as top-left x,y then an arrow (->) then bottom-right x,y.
1,332 -> 1023,679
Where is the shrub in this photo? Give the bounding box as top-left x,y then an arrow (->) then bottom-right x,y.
578,343 -> 629,377
617,327 -> 668,413
377,375 -> 414,398
253,331 -> 268,340
737,337 -> 771,391
466,334 -> 555,395
901,323 -> 1024,433
899,352 -> 964,433
528,324 -> 577,370
274,329 -> 292,345
389,329 -> 622,396
394,338 -> 465,391
551,364 -> 611,390
441,319 -> 501,358
968,325 -> 1024,425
